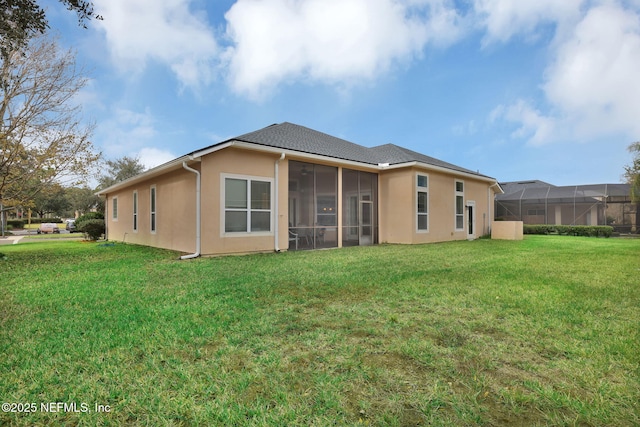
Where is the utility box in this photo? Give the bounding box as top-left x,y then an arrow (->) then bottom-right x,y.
491,221 -> 523,240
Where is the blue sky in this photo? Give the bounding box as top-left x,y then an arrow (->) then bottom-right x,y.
44,0 -> 640,186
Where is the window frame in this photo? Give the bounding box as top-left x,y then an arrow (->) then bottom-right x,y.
150,185 -> 157,234
416,173 -> 429,233
221,173 -> 274,236
455,180 -> 464,231
132,190 -> 138,232
112,196 -> 118,221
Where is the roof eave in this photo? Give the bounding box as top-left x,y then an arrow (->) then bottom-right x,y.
230,140 -> 381,171
383,161 -> 501,186
96,155 -> 193,196
97,140 -> 502,196
96,141 -> 237,197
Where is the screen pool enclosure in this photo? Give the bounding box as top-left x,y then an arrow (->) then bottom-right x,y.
495,181 -> 637,233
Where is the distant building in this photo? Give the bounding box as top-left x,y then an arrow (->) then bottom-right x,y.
495,180 -> 637,233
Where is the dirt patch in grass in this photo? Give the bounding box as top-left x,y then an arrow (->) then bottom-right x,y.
343,350 -> 446,425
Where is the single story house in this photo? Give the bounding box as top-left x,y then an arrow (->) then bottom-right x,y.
97,122 -> 503,257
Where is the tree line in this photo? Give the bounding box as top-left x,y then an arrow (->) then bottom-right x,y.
13,156 -> 145,220
0,1 -> 139,231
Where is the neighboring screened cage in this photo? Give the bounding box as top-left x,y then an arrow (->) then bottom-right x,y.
495,181 -> 637,233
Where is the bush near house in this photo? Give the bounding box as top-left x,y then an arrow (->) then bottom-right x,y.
75,212 -> 106,240
77,219 -> 105,241
523,224 -> 613,237
74,212 -> 104,229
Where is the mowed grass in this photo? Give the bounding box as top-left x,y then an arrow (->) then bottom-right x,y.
1,237 -> 638,426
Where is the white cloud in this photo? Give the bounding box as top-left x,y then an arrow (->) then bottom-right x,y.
96,108 -> 175,169
452,120 -> 478,136
223,0 -> 465,99
97,108 -> 157,157
490,2 -> 640,145
473,0 -> 584,44
543,3 -> 640,139
492,100 -> 557,146
94,0 -> 219,89
137,147 -> 176,170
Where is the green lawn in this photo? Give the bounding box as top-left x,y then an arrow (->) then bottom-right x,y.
1,237 -> 638,426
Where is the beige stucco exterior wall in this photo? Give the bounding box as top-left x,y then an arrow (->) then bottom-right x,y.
105,167 -> 198,253
378,169 -> 414,243
491,221 -> 523,240
199,147 -> 288,256
379,167 -> 497,244
104,147 -> 500,255
105,147 -> 289,256
465,178 -> 494,237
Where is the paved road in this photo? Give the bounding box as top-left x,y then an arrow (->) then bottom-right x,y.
1,229 -> 80,245
5,229 -> 74,236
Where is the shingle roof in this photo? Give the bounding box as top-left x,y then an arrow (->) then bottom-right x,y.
368,143 -> 480,176
226,122 -> 492,179
99,122 -> 498,196
231,122 -> 380,164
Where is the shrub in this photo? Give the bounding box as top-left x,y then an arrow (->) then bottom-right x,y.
523,225 -> 554,235
523,224 -> 613,237
78,219 -> 105,241
75,212 -> 105,230
7,220 -> 24,229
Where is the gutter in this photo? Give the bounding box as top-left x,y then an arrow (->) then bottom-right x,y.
180,159 -> 201,260
274,153 -> 285,252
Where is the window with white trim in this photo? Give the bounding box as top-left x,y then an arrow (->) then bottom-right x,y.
132,190 -> 138,232
417,174 -> 428,232
223,175 -> 272,233
150,185 -> 157,233
112,197 -> 118,221
455,180 -> 464,230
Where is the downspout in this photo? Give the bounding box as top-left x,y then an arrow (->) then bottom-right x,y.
488,182 -> 500,234
180,159 -> 201,260
274,153 -> 286,252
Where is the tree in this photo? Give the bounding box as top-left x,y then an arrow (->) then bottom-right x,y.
65,185 -> 99,216
0,0 -> 102,58
31,182 -> 69,218
0,34 -> 100,220
98,156 -> 146,190
624,142 -> 640,202
623,142 -> 640,233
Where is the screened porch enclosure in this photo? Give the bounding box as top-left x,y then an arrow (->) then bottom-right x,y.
341,168 -> 378,247
288,161 -> 378,250
495,182 -> 637,233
